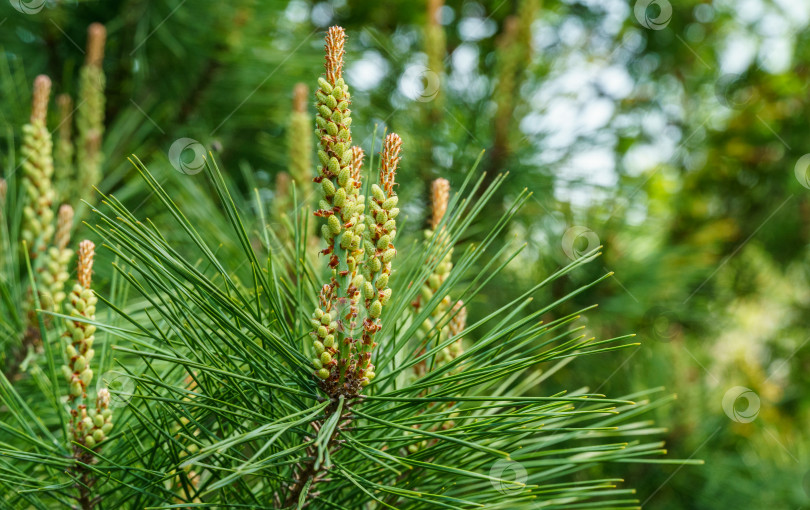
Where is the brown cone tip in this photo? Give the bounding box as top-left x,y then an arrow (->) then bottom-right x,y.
499,16 -> 519,47
77,240 -> 95,289
31,75 -> 51,124
380,133 -> 402,197
86,23 -> 107,67
276,171 -> 291,195
428,0 -> 443,26
293,83 -> 308,113
56,205 -> 75,250
431,178 -> 450,229
57,94 -> 73,137
57,94 -> 73,114
324,26 -> 346,85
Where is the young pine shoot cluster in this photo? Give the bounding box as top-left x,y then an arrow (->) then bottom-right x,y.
1,23 -> 112,510
2,23 -> 108,370
0,25 -> 690,510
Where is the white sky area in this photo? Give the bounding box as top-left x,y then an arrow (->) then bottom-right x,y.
291,0 -> 810,213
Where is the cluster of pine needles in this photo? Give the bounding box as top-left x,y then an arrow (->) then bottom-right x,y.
0,25 -> 696,509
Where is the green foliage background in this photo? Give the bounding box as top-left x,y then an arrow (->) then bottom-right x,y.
1,0 -> 808,508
